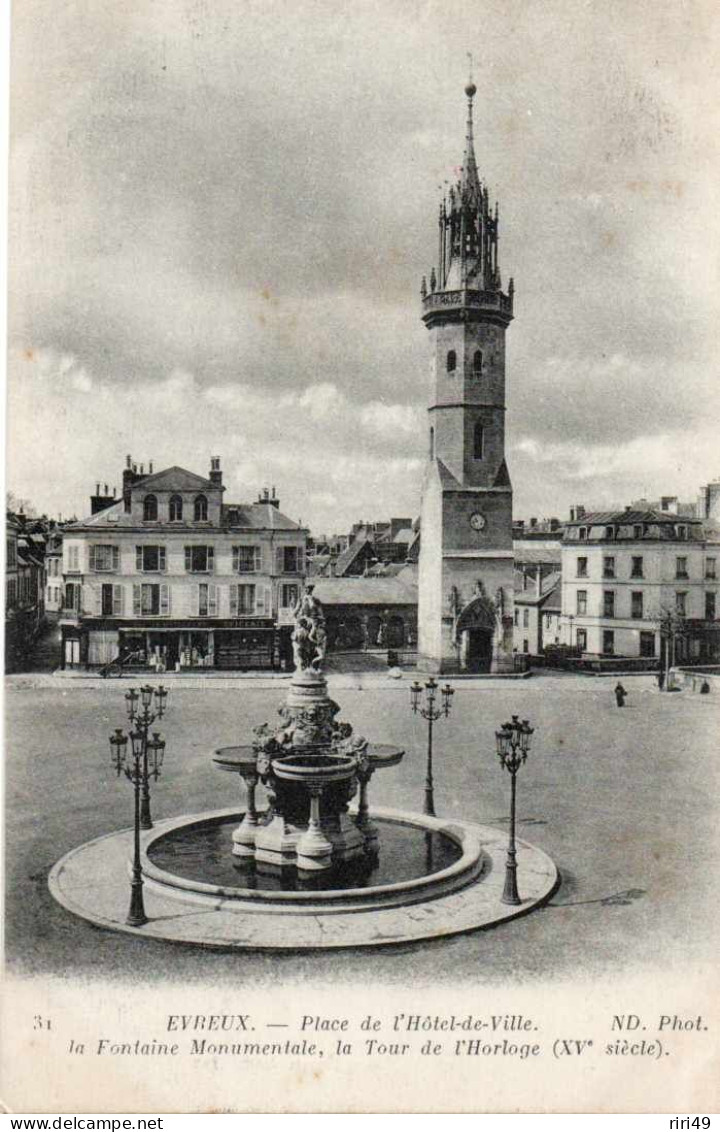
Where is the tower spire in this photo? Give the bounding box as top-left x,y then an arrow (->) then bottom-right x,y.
462,62 -> 481,201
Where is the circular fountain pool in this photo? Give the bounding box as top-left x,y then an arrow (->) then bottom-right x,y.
148,814 -> 462,893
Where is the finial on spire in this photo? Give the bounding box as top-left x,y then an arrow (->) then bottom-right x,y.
465,52 -> 476,100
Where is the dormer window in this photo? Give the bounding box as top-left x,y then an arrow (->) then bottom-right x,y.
169,495 -> 183,522
473,350 -> 483,375
446,350 -> 457,373
194,495 -> 208,522
578,527 -> 587,540
633,525 -> 643,539
605,527 -> 615,540
143,495 -> 158,522
676,525 -> 687,540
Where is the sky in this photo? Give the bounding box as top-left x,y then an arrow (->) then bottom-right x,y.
7,0 -> 720,533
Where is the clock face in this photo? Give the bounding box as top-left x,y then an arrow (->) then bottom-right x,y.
470,512 -> 487,531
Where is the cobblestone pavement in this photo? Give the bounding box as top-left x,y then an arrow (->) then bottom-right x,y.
4,675 -> 719,986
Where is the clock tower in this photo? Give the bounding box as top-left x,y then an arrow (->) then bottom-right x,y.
417,80 -> 515,673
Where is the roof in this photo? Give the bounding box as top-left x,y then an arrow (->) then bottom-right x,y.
67,498 -> 301,531
513,546 -> 562,565
130,465 -> 217,493
565,508 -> 702,527
333,538 -> 375,576
312,576 -> 418,606
392,528 -> 413,544
514,570 -> 562,606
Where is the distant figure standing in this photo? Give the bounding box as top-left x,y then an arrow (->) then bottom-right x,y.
657,669 -> 665,692
615,682 -> 627,708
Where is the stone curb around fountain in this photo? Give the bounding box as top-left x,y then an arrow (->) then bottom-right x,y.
48,808 -> 560,951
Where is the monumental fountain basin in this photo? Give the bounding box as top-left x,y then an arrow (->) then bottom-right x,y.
139,805 -> 487,914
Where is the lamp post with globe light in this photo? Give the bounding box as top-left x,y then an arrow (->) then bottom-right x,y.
495,715 -> 534,905
109,725 -> 166,927
124,685 -> 168,829
410,677 -> 454,816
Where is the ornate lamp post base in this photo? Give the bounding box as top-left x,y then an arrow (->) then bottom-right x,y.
501,847 -> 521,906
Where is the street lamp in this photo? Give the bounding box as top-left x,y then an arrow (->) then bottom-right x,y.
495,715 -> 534,906
124,685 -> 169,829
109,724 -> 165,927
410,677 -> 454,816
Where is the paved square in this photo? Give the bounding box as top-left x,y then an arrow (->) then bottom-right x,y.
5,674 -> 719,985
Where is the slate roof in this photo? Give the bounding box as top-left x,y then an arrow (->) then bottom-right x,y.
565,508 -> 701,527
514,570 -> 562,607
333,538 -> 375,576
130,465 -> 217,493
312,576 -> 418,606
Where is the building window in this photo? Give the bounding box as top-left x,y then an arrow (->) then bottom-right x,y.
89,545 -> 120,573
277,546 -> 304,574
67,546 -> 80,572
602,630 -> 615,655
705,592 -> 716,620
640,631 -> 655,657
64,582 -> 81,611
706,558 -> 717,580
281,583 -> 299,609
194,495 -> 209,522
233,546 -> 261,574
185,545 -> 214,573
631,556 -> 644,578
522,638 -> 529,653
576,590 -> 587,615
143,495 -> 158,521
169,495 -> 183,521
523,609 -> 529,628
446,350 -> 456,373
576,628 -> 587,651
473,421 -> 484,460
676,525 -> 687,540
576,557 -> 588,578
675,557 -> 688,579
6,539 -> 16,568
197,583 -> 218,617
631,591 -> 643,619
603,556 -> 615,578
514,609 -> 519,626
675,591 -> 687,617
429,427 -> 434,460
578,527 -> 587,541
633,525 -> 643,539
230,583 -> 256,615
473,350 -> 483,374
605,526 -> 615,540
133,583 -> 170,616
603,591 -> 615,618
100,584 -> 124,616
136,545 -> 166,573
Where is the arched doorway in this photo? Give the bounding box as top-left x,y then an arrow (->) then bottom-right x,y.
456,596 -> 496,673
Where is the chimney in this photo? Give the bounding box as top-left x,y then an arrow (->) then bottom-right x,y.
96,482 -> 100,495
269,485 -> 280,509
148,462 -> 153,475
126,454 -> 132,469
209,456 -> 222,487
530,517 -> 537,529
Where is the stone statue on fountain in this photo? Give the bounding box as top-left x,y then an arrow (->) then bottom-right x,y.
292,584 -> 327,673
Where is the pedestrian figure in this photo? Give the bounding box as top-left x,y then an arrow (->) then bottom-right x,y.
614,682 -> 627,707
657,669 -> 665,692
700,680 -> 710,695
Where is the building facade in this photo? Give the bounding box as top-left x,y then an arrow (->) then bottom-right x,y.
59,458 -> 307,671
513,569 -> 561,658
417,81 -> 515,672
561,508 -> 718,662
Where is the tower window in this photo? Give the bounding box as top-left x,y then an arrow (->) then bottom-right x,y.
473,421 -> 484,460
429,426 -> 435,460
169,495 -> 183,521
143,495 -> 158,522
194,494 -> 209,522
446,350 -> 457,373
473,350 -> 483,375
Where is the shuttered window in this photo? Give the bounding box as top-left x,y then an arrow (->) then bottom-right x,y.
232,546 -> 261,573
198,584 -> 219,617
89,545 -> 119,572
136,546 -> 166,573
185,546 -> 214,573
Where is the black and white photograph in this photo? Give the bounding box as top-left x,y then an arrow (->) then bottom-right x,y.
3,0 -> 720,1116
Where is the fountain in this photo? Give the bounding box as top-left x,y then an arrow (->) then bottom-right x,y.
213,586 -> 401,878
48,586 -> 559,949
